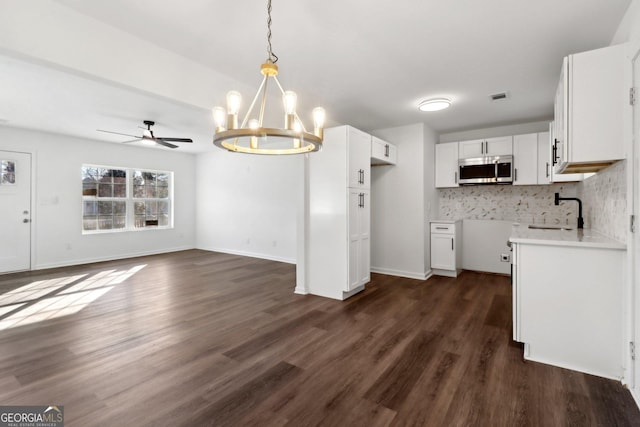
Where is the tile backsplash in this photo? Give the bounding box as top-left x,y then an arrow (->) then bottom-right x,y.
578,160 -> 626,242
438,183 -> 584,227
438,160 -> 627,243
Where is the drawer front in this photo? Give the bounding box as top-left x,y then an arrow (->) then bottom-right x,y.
430,223 -> 454,234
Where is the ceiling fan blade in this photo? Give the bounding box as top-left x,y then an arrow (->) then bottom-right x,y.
97,129 -> 142,139
120,138 -> 143,144
155,140 -> 179,149
156,137 -> 193,143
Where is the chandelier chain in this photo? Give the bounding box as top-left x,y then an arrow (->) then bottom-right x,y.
266,0 -> 278,63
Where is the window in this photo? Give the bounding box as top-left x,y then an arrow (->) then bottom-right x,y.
82,166 -> 172,233
1,160 -> 16,185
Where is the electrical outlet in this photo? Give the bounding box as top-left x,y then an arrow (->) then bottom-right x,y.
500,253 -> 510,262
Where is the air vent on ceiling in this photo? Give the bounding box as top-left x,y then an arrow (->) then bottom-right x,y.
490,92 -> 509,101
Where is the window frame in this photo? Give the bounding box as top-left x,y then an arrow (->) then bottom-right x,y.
81,164 -> 174,234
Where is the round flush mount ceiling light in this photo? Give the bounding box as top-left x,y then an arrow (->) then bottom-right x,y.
418,98 -> 451,112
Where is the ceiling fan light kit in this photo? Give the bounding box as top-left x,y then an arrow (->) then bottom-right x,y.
211,0 -> 326,155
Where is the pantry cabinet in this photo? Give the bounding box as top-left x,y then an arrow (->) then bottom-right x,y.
307,125 -> 372,300
553,43 -> 626,174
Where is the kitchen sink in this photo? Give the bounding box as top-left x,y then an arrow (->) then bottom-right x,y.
528,225 -> 573,231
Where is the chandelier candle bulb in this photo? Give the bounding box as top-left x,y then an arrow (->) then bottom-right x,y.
226,91 -> 242,129
213,107 -> 227,132
283,91 -> 297,130
313,107 -> 326,139
248,119 -> 260,149
293,121 -> 302,149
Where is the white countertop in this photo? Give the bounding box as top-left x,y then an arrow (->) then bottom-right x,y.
429,219 -> 461,224
509,223 -> 626,250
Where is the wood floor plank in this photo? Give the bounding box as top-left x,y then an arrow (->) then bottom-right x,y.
0,249 -> 638,426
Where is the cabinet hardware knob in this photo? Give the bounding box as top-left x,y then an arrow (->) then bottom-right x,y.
23,219 -> 30,223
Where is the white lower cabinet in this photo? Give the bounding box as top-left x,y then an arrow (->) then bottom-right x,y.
430,221 -> 462,277
512,241 -> 624,379
348,189 -> 370,291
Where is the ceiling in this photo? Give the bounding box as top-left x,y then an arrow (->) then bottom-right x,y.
0,0 -> 631,153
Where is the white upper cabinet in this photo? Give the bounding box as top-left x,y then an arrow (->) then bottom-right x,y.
459,136 -> 513,158
548,122 -> 589,183
348,127 -> 372,188
512,134 -> 538,186
537,131 -> 551,185
553,43 -> 626,174
371,136 -> 397,165
435,142 -> 459,188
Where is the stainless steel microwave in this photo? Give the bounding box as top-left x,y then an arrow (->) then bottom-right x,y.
458,155 -> 513,185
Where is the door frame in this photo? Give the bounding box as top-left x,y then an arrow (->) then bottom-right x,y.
0,148 -> 36,273
627,41 -> 640,399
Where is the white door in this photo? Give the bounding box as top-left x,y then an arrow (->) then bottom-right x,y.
631,46 -> 640,392
0,151 -> 31,273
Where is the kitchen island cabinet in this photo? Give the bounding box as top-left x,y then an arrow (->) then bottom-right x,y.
510,225 -> 625,379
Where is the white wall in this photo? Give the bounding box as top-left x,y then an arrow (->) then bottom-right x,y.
370,123 -> 437,279
0,126 -> 196,269
195,150 -> 301,263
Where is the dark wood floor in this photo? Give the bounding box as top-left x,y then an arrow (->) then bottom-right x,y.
0,250 -> 638,426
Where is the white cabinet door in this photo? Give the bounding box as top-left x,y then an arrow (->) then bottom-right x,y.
431,234 -> 455,270
553,59 -> 567,175
435,142 -> 459,188
537,131 -> 551,185
371,137 -> 397,165
513,134 -> 538,185
348,127 -> 371,188
486,136 -> 513,156
458,139 -> 484,158
459,136 -> 512,158
347,189 -> 370,291
359,191 -> 370,286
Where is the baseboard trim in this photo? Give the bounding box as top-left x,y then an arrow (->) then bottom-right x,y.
523,354 -> 622,382
34,246 -> 195,270
294,286 -> 308,295
370,267 -> 430,281
196,245 -> 295,265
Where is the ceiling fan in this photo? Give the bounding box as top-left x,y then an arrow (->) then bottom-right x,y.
97,120 -> 193,149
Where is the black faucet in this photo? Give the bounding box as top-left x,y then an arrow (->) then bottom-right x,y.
554,192 -> 584,229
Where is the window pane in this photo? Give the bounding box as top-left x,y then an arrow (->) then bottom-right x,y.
113,216 -> 126,229
143,172 -> 156,184
158,201 -> 169,214
158,214 -> 169,227
98,201 -> 113,215
83,201 -> 98,216
134,201 -> 145,215
157,186 -> 169,198
135,215 -> 146,228
98,184 -> 113,198
133,171 -> 144,186
98,216 -> 113,230
83,218 -> 97,230
82,167 -> 99,182
2,173 -> 15,184
98,168 -> 113,183
83,183 -> 97,196
113,169 -> 126,184
113,184 -> 126,197
157,173 -> 169,186
134,185 -> 145,198
145,201 -> 157,215
113,201 -> 126,215
145,185 -> 157,198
